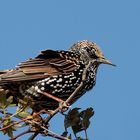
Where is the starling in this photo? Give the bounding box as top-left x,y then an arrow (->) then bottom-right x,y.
0,40 -> 115,110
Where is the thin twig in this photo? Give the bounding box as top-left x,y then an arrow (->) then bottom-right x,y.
47,133 -> 70,140
31,120 -> 69,140
0,110 -> 24,120
0,116 -> 32,131
28,107 -> 60,140
84,129 -> 88,140
9,129 -> 33,140
40,91 -> 64,103
28,132 -> 39,140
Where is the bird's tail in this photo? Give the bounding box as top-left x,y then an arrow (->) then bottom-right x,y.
0,70 -> 7,74
0,69 -> 11,74
0,70 -> 9,86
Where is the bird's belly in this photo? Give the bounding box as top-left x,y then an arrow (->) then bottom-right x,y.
19,65 -> 97,109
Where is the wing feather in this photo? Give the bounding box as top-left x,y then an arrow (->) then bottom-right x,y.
0,49 -> 77,84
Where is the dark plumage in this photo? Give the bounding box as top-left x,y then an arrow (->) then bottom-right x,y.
0,40 -> 115,110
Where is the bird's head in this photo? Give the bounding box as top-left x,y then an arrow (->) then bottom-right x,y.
70,40 -> 116,66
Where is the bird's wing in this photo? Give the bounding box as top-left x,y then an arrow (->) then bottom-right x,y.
0,70 -> 10,74
0,50 -> 77,84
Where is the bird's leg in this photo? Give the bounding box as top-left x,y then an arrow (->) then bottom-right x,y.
64,62 -> 91,105
58,101 -> 70,112
39,62 -> 91,113
39,91 -> 64,103
39,91 -> 69,113
57,62 -> 91,113
33,109 -> 52,116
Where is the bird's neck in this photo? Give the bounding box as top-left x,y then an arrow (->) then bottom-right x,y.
84,63 -> 99,90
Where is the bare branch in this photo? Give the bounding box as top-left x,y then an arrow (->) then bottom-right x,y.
10,129 -> 33,140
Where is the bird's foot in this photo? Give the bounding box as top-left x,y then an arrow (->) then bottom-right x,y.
59,101 -> 70,112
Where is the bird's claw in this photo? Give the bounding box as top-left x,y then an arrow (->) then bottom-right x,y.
59,102 -> 70,112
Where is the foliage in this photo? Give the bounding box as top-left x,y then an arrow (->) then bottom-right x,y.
0,89 -> 94,140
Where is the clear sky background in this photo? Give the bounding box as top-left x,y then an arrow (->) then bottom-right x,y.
0,0 -> 139,140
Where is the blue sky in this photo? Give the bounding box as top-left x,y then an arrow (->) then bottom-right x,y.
0,0 -> 139,140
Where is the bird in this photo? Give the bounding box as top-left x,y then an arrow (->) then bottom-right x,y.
0,40 -> 115,111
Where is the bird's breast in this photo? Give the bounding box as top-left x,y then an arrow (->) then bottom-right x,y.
84,64 -> 98,90
21,62 -> 98,105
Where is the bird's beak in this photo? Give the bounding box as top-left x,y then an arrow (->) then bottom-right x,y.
97,57 -> 116,66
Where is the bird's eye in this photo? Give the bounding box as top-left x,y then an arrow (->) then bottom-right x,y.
91,48 -> 96,54
85,47 -> 91,53
90,49 -> 98,59
82,47 -> 98,59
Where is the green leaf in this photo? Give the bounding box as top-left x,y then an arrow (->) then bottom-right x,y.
68,134 -> 72,139
72,123 -> 83,134
6,128 -> 14,138
0,117 -> 2,121
2,118 -> 15,138
64,108 -> 81,128
5,96 -> 13,107
17,110 -> 30,118
64,108 -> 85,135
61,131 -> 68,137
80,107 -> 94,129
0,89 -> 7,109
0,89 -> 14,109
76,137 -> 84,140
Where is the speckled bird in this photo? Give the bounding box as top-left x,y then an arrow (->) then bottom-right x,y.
0,40 -> 115,110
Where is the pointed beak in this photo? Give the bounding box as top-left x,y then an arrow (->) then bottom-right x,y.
97,57 -> 116,66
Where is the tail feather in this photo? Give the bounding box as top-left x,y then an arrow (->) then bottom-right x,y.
0,70 -> 10,85
0,70 -> 7,74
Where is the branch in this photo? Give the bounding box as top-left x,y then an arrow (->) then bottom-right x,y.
10,129 -> 33,140
28,120 -> 70,140
28,107 -> 60,140
0,116 -> 32,131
